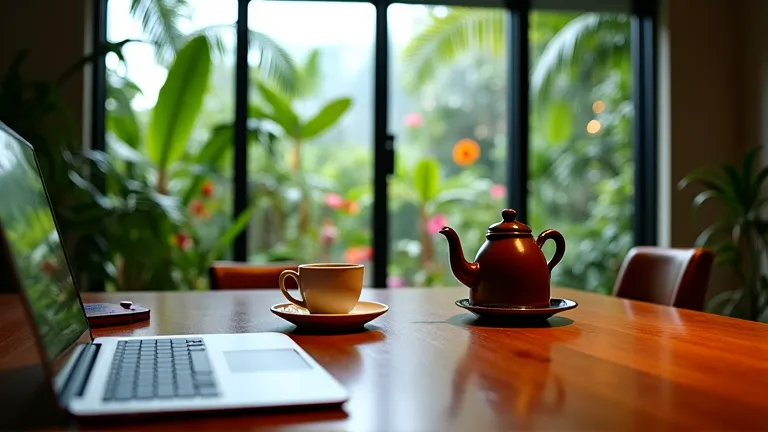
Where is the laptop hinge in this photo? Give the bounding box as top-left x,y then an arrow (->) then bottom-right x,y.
59,343 -> 101,404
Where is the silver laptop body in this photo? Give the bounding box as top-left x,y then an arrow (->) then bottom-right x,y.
0,121 -> 347,418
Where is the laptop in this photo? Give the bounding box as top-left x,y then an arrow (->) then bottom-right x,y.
0,121 -> 348,418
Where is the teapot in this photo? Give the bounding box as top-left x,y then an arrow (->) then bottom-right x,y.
439,209 -> 565,308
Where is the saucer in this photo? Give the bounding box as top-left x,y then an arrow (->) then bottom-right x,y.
455,298 -> 577,321
271,301 -> 389,332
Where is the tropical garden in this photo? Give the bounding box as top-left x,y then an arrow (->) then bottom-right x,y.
0,0 -> 635,294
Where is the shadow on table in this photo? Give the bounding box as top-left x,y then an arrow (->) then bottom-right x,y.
76,403 -> 350,431
448,313 -> 574,328
413,313 -> 574,329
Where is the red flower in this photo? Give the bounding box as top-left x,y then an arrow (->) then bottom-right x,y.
325,193 -> 345,209
40,260 -> 58,275
403,112 -> 423,128
344,246 -> 373,264
190,200 -> 208,218
174,233 -> 193,251
490,184 -> 506,200
201,181 -> 214,198
425,214 -> 448,235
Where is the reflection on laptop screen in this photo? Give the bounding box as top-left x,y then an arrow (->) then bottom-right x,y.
0,123 -> 89,364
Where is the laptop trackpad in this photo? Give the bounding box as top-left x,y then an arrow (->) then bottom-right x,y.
224,349 -> 311,373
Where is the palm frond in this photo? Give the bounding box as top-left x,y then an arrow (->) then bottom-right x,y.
531,13 -> 628,96
296,49 -> 321,99
191,24 -> 230,60
130,0 -> 189,66
249,30 -> 298,96
401,8 -> 504,92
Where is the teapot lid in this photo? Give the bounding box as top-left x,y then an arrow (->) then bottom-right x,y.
488,209 -> 531,234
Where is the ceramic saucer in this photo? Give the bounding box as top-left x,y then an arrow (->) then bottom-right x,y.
271,301 -> 388,332
455,298 -> 577,321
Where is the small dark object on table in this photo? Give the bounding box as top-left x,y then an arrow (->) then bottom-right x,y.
84,302 -> 150,327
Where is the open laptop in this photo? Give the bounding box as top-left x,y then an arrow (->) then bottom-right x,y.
0,121 -> 348,418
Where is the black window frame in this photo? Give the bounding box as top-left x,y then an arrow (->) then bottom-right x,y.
92,0 -> 658,289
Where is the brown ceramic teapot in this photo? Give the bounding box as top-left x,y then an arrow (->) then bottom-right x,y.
439,209 -> 565,308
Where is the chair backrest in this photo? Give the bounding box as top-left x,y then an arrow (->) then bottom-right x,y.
612,246 -> 714,311
209,261 -> 299,290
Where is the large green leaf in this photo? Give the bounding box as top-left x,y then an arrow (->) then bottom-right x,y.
412,157 -> 441,204
546,100 -> 574,144
255,81 -> 300,137
147,35 -> 211,173
301,98 -> 352,139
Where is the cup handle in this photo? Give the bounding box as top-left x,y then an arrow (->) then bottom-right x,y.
279,270 -> 306,309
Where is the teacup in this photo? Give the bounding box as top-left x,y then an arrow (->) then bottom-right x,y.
278,263 -> 364,314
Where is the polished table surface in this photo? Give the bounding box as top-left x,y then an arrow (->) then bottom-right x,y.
2,287 -> 768,430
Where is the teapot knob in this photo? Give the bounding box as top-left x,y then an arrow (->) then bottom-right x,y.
501,209 -> 517,222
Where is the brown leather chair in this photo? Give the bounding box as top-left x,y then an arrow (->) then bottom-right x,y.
612,246 -> 714,311
208,261 -> 298,290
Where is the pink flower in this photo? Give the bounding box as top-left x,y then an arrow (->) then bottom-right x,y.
387,276 -> 406,288
325,193 -> 345,209
425,214 -> 448,234
490,184 -> 506,200
320,219 -> 338,247
403,112 -> 423,128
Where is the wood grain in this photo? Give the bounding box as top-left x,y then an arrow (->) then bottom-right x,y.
1,287 -> 767,430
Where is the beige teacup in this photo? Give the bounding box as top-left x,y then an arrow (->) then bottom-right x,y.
279,263 -> 364,314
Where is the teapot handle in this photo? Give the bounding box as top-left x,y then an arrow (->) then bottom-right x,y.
535,229 -> 566,273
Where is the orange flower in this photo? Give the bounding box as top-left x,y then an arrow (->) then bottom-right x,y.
452,138 -> 481,166
201,181 -> 214,198
344,246 -> 373,264
342,200 -> 360,215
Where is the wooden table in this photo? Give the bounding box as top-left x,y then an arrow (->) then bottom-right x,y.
2,287 -> 768,430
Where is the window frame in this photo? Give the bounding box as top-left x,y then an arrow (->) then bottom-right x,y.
93,0 -> 658,289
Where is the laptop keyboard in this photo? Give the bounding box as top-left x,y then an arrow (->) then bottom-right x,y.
103,338 -> 219,401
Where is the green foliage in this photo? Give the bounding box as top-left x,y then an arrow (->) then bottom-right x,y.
147,36 -> 211,176
401,8 -> 504,91
679,147 -> 768,321
546,100 -> 574,143
412,157 -> 441,204
129,0 -> 189,65
301,98 -> 352,139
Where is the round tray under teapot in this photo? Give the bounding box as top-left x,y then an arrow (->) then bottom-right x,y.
455,298 -> 577,321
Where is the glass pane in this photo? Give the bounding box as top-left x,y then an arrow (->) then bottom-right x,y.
247,2 -> 375,284
105,0 -> 236,290
388,5 -> 509,287
528,11 -> 633,293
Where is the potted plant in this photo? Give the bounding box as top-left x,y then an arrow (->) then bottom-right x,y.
679,147 -> 768,321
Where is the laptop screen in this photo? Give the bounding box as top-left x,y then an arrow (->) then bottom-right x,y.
0,123 -> 90,369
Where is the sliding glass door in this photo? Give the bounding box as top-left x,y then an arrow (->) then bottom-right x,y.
386,4 -> 509,287
246,1 -> 376,284
98,0 -> 655,292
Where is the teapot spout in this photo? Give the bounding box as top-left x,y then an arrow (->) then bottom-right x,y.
439,227 -> 480,289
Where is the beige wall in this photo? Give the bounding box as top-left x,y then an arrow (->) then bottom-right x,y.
660,0 -> 768,297
0,1 -> 90,144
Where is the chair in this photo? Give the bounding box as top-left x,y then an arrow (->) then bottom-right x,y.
208,261 -> 298,290
612,246 -> 714,311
